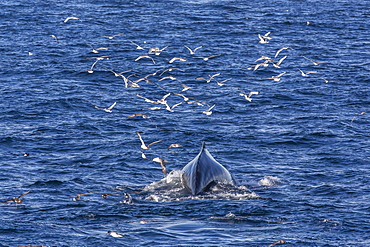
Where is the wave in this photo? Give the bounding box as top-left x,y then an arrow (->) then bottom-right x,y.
141,170 -> 261,202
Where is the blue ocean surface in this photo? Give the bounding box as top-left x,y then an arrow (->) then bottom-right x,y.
1,0 -> 369,246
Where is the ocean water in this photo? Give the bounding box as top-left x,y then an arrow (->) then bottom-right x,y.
1,0 -> 370,246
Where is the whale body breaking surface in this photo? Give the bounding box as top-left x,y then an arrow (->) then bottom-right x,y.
181,142 -> 236,195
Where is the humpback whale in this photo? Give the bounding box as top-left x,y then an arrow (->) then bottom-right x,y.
181,142 -> 236,195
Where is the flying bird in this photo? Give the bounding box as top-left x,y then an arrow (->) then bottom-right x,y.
129,41 -> 148,50
196,73 -> 220,83
298,68 -> 317,77
97,33 -> 123,39
265,72 -> 287,82
1,191 -> 30,204
174,93 -> 189,102
302,56 -> 328,66
67,193 -> 89,201
274,47 -> 293,58
94,102 -> 117,113
215,78 -> 231,86
257,33 -> 269,44
152,157 -> 169,175
136,131 -> 162,150
165,102 -> 183,112
86,43 -> 108,53
193,54 -> 221,61
268,239 -> 286,247
199,104 -> 215,115
184,45 -> 203,55
272,55 -> 287,68
126,113 -> 151,119
168,57 -> 186,64
181,84 -> 193,91
85,59 -> 99,74
134,55 -> 156,64
148,46 -> 168,55
351,111 -> 369,123
108,231 -> 124,238
167,144 -> 183,150
159,67 -> 185,76
63,16 -> 80,23
254,56 -> 272,62
48,34 -> 59,43
238,89 -> 260,102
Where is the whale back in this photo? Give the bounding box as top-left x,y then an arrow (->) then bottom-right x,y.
182,142 -> 235,195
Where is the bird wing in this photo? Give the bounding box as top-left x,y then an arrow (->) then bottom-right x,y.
136,132 -> 146,146
276,55 -> 287,66
107,102 -> 117,111
147,139 -> 163,148
207,104 -> 216,111
0,199 -> 14,203
18,191 -> 30,199
171,102 -> 183,109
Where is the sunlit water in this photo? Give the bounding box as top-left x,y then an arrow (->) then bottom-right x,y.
1,0 -> 369,246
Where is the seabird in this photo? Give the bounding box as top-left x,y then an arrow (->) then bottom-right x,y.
129,41 -> 148,50
196,73 -> 220,83
200,104 -> 215,115
215,78 -> 231,86
126,113 -> 151,119
136,94 -> 160,104
298,68 -> 317,77
134,55 -> 156,64
167,144 -> 182,150
94,102 -> 117,113
246,60 -> 269,71
87,55 -> 111,61
254,56 -> 272,62
272,55 -> 287,68
136,131 -> 162,150
165,102 -> 182,112
159,68 -> 185,76
63,16 -> 79,23
148,46 -> 168,55
152,157 -> 168,175
275,47 -> 293,58
48,35 -> 58,43
159,76 -> 177,82
257,33 -> 269,44
97,33 -> 123,39
351,111 -> 369,123
302,56 -> 328,66
184,45 -> 203,55
168,57 -> 186,64
193,54 -> 221,61
141,106 -> 162,111
108,231 -> 124,238
67,193 -> 89,201
238,89 -> 260,102
0,191 -> 30,204
174,93 -> 189,102
85,59 -> 99,74
86,43 -> 108,54
121,193 -> 132,204
181,84 -> 193,92
268,239 -> 286,247
104,67 -> 131,77
319,77 -> 333,83
265,72 -> 287,82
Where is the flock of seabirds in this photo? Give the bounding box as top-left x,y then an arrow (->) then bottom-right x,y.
3,16 -> 366,244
